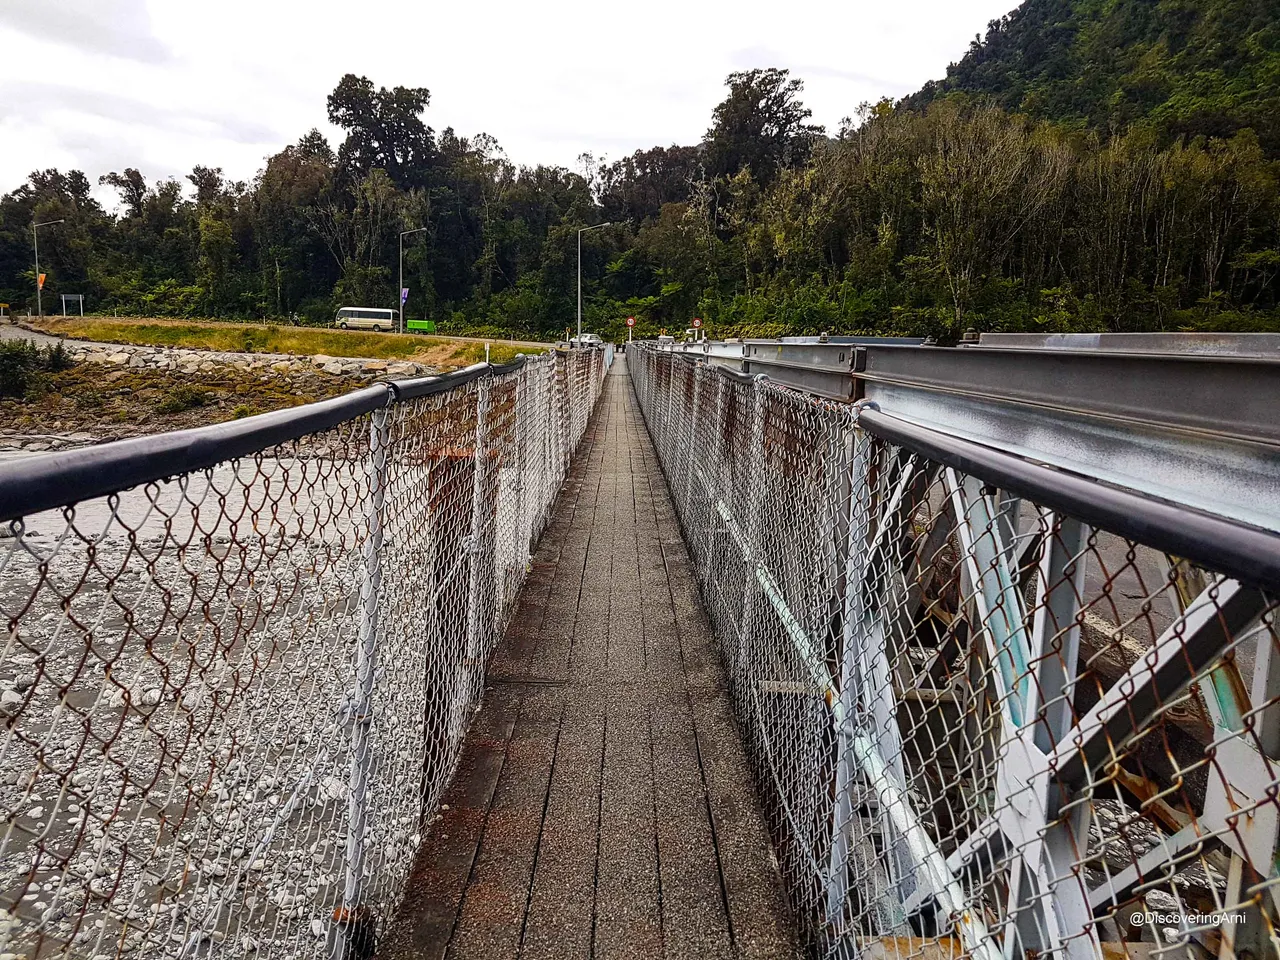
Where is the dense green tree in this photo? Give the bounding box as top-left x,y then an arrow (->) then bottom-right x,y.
327,75 -> 436,189
598,145 -> 705,224
905,0 -> 1280,155
705,68 -> 825,184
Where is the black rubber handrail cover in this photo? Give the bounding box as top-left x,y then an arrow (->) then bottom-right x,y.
0,385 -> 390,523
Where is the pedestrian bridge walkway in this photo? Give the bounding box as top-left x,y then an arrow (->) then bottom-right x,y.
0,336 -> 1277,960
382,360 -> 798,959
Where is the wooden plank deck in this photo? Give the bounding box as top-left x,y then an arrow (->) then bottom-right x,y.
380,356 -> 798,960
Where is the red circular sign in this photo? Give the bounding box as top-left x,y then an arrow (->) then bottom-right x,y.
626,316 -> 636,327
692,317 -> 703,328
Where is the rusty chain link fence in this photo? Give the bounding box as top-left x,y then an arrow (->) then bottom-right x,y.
0,346 -> 609,959
630,345 -> 1280,960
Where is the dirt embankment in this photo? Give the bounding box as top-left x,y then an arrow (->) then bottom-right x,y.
0,318 -> 545,453
0,354 -> 356,452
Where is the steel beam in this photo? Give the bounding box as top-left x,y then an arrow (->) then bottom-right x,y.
974,331 -> 1280,359
1050,579 -> 1270,787
859,344 -> 1280,446
740,338 -> 926,401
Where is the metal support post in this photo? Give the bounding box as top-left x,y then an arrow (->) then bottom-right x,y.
735,377 -> 768,677
460,375 -> 492,729
712,375 -> 728,488
1030,514 -> 1090,752
33,224 -> 40,319
681,363 -> 703,519
946,472 -> 1033,725
514,370 -> 530,566
1013,513 -> 1096,960
825,427 -> 874,933
670,358 -> 680,468
333,404 -> 390,959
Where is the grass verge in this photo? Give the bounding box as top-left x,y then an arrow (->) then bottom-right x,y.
26,317 -> 540,369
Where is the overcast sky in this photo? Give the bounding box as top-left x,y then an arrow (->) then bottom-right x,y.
0,0 -> 1013,207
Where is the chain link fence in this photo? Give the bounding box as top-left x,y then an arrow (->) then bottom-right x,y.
0,346 -> 608,959
631,345 -> 1280,960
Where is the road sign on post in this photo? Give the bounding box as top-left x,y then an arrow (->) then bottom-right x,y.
691,317 -> 702,329
60,293 -> 84,317
626,317 -> 635,327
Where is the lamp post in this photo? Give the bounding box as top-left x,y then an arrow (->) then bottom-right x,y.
399,226 -> 429,334
33,219 -> 64,318
577,222 -> 612,345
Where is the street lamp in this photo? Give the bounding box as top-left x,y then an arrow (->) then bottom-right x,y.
399,226 -> 429,334
577,222 -> 612,345
33,219 -> 64,319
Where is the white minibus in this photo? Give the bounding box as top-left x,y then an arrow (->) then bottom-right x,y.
333,307 -> 396,332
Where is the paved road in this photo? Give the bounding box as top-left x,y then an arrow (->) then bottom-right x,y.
0,318 -> 77,346
382,358 -> 798,960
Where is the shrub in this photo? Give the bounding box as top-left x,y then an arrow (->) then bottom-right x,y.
0,340 -> 77,398
46,342 -> 72,372
156,386 -> 210,414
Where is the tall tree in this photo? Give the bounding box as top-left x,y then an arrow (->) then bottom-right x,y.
326,75 -> 435,189
705,68 -> 824,184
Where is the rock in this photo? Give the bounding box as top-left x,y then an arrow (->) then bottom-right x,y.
362,360 -> 388,372
107,353 -> 130,365
321,362 -> 344,375
26,806 -> 45,819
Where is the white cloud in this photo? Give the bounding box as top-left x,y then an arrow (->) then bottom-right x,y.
0,0 -> 169,62
0,0 -> 1014,203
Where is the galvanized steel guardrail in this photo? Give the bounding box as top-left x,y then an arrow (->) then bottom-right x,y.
0,344 -> 611,959
629,341 -> 1280,960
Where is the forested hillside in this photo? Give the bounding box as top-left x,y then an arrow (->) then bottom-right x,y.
3,13 -> 1279,342
905,0 -> 1280,155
